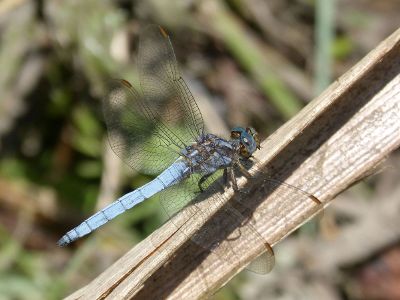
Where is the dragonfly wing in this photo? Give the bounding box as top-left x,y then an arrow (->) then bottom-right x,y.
104,25 -> 206,175
138,25 -> 205,144
235,158 -> 323,214
104,79 -> 183,175
245,245 -> 275,274
157,171 -> 275,274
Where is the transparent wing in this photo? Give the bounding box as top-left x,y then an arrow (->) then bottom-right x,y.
157,171 -> 275,274
138,25 -> 205,143
157,158 -> 323,274
237,157 -> 323,211
103,25 -> 205,175
104,79 -> 183,174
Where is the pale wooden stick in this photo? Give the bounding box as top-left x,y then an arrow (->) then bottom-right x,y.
65,28 -> 400,300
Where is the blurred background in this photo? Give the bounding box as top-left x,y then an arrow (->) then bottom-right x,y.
0,0 -> 399,299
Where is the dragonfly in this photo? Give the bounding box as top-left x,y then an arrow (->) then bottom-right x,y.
57,25 -> 320,273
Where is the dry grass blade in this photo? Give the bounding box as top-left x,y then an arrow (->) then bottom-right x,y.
65,28 -> 400,299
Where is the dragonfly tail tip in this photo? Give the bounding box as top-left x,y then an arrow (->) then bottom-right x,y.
57,236 -> 70,247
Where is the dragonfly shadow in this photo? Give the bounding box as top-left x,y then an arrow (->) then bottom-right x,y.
132,45 -> 399,298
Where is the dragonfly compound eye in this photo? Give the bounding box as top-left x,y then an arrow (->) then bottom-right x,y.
246,127 -> 260,150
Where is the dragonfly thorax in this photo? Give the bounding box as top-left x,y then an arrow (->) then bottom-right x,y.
181,134 -> 239,176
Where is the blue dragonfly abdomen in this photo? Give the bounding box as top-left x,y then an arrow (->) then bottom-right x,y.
57,159 -> 190,246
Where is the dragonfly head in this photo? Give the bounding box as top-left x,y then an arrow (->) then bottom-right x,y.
231,127 -> 261,158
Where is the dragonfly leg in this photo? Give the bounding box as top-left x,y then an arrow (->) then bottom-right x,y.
223,168 -> 228,184
227,167 -> 239,191
236,161 -> 252,178
198,174 -> 212,192
232,162 -> 255,195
